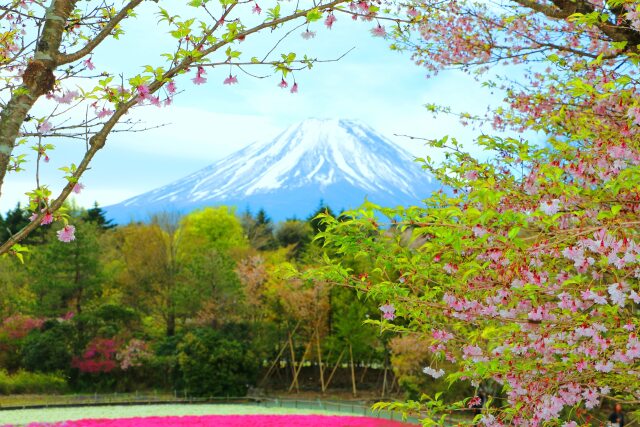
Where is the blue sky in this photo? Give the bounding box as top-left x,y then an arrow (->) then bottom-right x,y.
1,2 -> 501,212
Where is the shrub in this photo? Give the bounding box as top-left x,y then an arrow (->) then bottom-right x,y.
0,369 -> 68,394
177,327 -> 259,397
21,324 -> 73,373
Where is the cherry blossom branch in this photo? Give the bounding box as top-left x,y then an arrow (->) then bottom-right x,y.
199,47 -> 356,68
55,0 -> 144,65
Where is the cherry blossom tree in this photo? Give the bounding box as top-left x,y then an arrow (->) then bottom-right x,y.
0,0 -> 397,257
314,0 -> 640,425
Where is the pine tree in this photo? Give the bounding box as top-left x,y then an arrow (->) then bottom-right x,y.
1,203 -> 32,243
83,202 -> 116,230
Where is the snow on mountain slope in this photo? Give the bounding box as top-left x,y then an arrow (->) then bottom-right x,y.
104,118 -> 439,223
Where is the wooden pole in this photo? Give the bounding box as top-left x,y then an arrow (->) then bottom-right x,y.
359,357 -> 371,383
289,331 -> 315,393
315,325 -> 326,393
349,343 -> 357,397
259,322 -> 301,387
288,330 -> 299,393
381,359 -> 388,398
324,348 -> 345,390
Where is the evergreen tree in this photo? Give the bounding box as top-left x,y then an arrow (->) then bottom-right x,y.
83,202 -> 115,230
275,219 -> 313,259
29,220 -> 103,317
240,208 -> 276,251
0,203 -> 46,244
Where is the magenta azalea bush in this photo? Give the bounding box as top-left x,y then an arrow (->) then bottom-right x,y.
19,415 -> 410,427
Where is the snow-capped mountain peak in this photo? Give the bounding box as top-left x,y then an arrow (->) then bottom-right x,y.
106,118 -> 438,223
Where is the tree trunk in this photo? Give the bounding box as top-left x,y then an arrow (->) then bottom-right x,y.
0,0 -> 79,196
166,310 -> 176,337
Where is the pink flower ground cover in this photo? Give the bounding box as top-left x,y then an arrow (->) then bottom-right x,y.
26,415 -> 411,427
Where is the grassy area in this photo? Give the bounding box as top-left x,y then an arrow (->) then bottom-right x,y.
0,403 -> 351,425
0,393 -> 176,408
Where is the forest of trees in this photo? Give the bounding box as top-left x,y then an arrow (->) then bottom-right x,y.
0,202 -> 453,399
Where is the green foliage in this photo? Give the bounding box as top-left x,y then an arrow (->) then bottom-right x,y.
275,219 -> 313,258
307,202 -> 337,235
75,304 -> 140,339
28,220 -> 103,317
21,322 -> 73,373
181,207 -> 248,253
0,370 -> 68,394
329,288 -> 380,361
177,327 -> 259,397
240,209 -> 277,251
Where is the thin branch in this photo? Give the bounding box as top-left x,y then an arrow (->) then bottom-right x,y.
56,0 -> 144,65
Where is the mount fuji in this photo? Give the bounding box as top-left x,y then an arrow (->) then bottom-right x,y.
104,118 -> 440,223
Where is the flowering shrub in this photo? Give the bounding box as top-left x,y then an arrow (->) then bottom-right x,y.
0,315 -> 44,340
72,338 -> 118,374
116,339 -> 151,370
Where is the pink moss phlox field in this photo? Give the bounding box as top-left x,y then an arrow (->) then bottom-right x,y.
22,415 -> 411,427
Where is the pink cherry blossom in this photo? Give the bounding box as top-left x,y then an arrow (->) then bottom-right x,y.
56,225 -> 76,243
379,303 -> 395,320
192,66 -> 207,85
539,198 -> 561,215
72,182 -> 85,194
38,120 -> 52,134
41,211 -> 53,225
223,75 -> 238,85
325,13 -> 337,29
627,106 -> 640,125
28,210 -> 53,225
136,84 -> 150,97
278,78 -> 288,89
96,108 -> 113,118
149,95 -> 161,107
423,366 -> 445,378
432,329 -> 454,342
290,83 -> 298,94
371,25 -> 386,37
252,2 -> 261,14
166,80 -> 177,94
83,58 -> 95,70
136,84 -> 150,104
463,170 -> 479,180
301,30 -> 316,40
192,76 -> 206,85
53,90 -> 79,104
